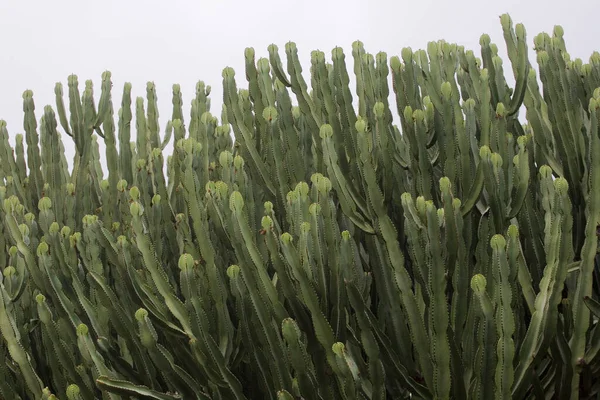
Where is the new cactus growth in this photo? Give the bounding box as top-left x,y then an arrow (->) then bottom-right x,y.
0,13 -> 599,400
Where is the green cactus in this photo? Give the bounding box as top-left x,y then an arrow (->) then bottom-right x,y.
0,12 -> 600,400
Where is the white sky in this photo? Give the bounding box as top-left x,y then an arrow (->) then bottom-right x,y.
1,0 -> 598,172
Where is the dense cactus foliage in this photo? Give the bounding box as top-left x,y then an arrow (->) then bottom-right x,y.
1,13 -> 600,399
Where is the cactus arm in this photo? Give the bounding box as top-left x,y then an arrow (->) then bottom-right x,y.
267,44 -> 291,87
513,176 -> 573,397
129,197 -> 193,337
319,125 -> 374,233
280,318 -> 321,400
118,83 -> 134,184
568,95 -> 600,396
222,67 -> 276,197
470,274 -> 497,400
490,234 -> 516,399
0,285 -> 44,399
507,135 -> 531,218
345,283 -> 432,399
96,376 -> 190,400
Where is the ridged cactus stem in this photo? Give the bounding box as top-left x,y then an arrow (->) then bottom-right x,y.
568,95 -> 600,397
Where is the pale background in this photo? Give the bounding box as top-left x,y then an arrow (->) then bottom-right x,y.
1,0 -> 598,172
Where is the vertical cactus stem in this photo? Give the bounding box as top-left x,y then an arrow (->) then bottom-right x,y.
0,279 -> 44,397
490,234 -> 515,398
425,201 -> 451,399
178,253 -> 195,301
471,274 -> 493,317
134,308 -> 158,349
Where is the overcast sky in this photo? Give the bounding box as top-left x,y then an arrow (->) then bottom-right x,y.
1,0 -> 598,172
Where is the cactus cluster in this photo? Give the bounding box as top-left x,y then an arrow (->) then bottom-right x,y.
1,13 -> 600,399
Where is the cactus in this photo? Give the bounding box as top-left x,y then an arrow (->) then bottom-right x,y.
0,13 -> 599,400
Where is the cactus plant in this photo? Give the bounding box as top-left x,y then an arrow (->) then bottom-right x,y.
0,13 -> 599,400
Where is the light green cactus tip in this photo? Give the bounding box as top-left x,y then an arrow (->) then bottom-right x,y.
222,67 -> 235,79
401,47 -> 413,63
412,109 -> 425,123
151,194 -> 161,206
439,177 -> 452,193
295,182 -> 309,197
82,215 -> 97,227
60,226 -> 71,238
219,151 -> 233,167
69,232 -> 81,248
441,81 -> 452,99
35,293 -> 46,304
36,241 -> 49,257
281,232 -> 293,244
227,265 -> 241,279
205,181 -> 217,196
76,324 -> 89,336
178,254 -> 194,271
25,213 -> 35,223
200,111 -> 213,125
390,56 -> 402,72
507,225 -> 519,238
135,308 -> 149,322
216,181 -> 229,199
309,203 -> 321,216
117,179 -> 127,192
18,223 -> 30,238
332,342 -> 346,356
262,106 -> 278,124
341,230 -> 351,241
463,98 -> 476,111
66,384 -> 80,400
49,222 -> 60,235
4,266 -> 16,277
490,234 -> 507,251
100,180 -> 109,191
500,13 -> 512,27
9,246 -> 18,257
234,155 -> 245,170
300,222 -> 311,234
495,102 -> 506,117
416,196 -> 427,215
281,318 -> 300,341
136,159 -> 147,170
554,177 -> 569,195
516,23 -> 526,39
229,191 -> 245,212
319,124 -> 333,139
261,216 -> 274,231
539,165 -> 553,179
471,274 -> 488,294
355,118 -> 367,133
130,202 -> 143,217
553,24 -> 564,37
480,68 -> 489,80
479,145 -> 492,159
491,153 -> 503,169
256,57 -> 271,74
129,186 -> 140,201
